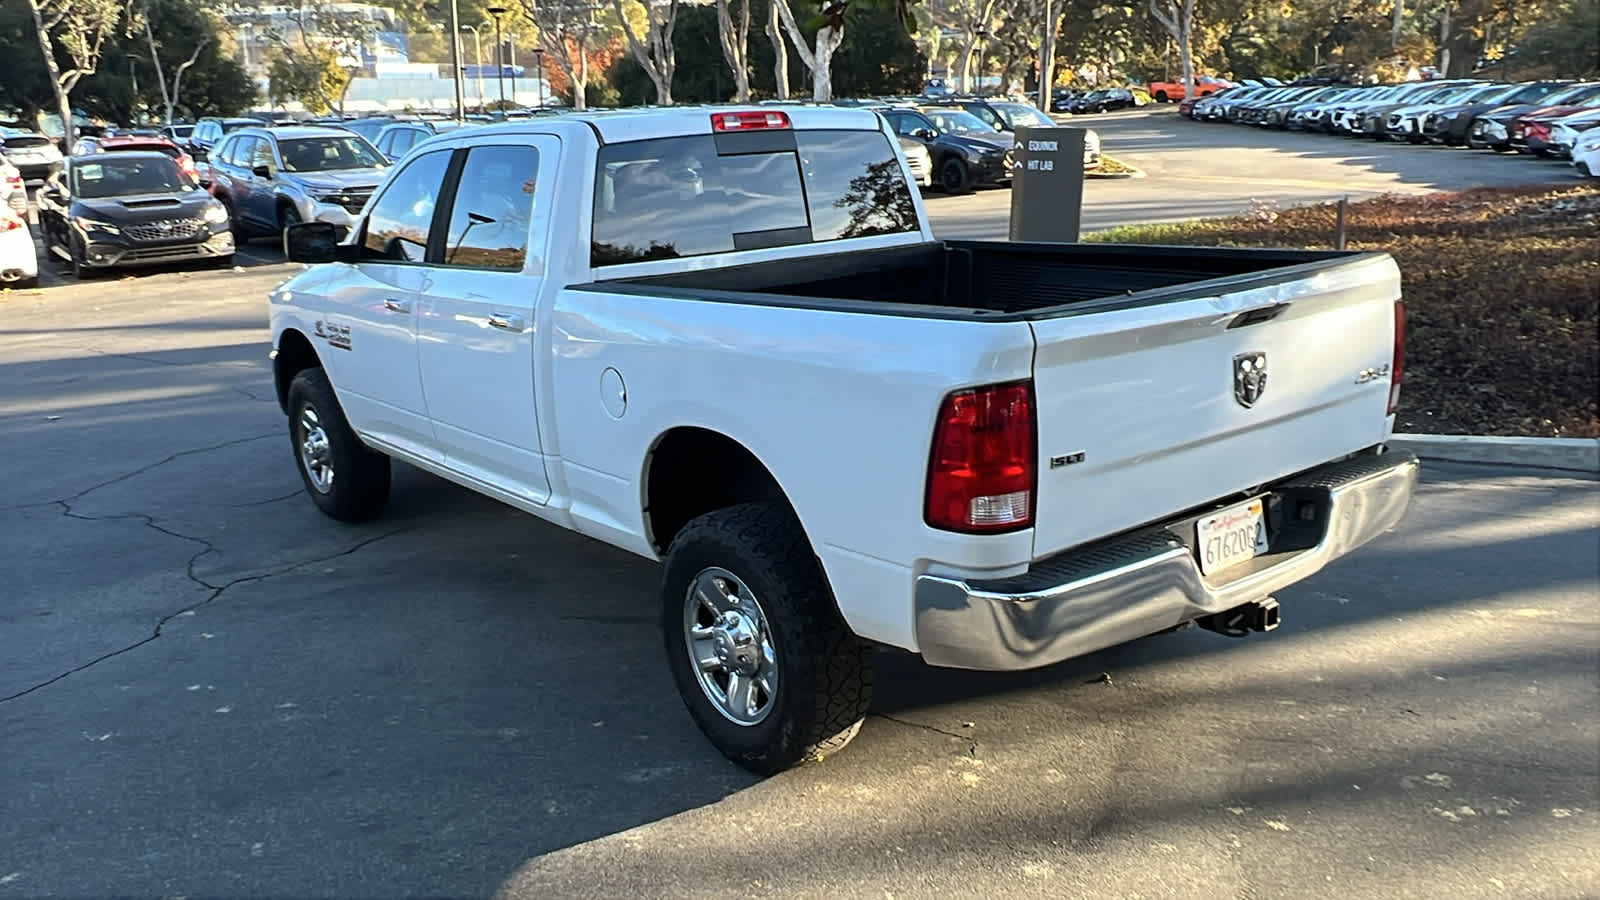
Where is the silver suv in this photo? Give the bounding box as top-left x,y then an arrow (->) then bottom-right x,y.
207,126 -> 389,240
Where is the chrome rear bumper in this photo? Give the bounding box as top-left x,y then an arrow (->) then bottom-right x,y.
913,448 -> 1419,670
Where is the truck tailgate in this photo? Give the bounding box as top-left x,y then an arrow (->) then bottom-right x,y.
1028,253 -> 1402,559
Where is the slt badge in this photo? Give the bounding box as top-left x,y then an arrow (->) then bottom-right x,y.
1233,352 -> 1267,408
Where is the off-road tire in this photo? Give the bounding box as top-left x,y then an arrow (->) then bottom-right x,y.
286,367 -> 391,522
662,501 -> 873,775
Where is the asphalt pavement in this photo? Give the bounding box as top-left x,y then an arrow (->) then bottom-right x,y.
2,114 -> 1597,898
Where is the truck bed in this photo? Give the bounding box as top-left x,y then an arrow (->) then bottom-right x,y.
587,240 -> 1365,320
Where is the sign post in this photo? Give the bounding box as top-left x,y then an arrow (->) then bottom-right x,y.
1008,125 -> 1087,243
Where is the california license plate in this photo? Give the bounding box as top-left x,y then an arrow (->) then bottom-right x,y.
1196,498 -> 1269,576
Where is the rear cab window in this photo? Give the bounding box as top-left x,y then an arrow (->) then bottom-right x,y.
591,125 -> 918,267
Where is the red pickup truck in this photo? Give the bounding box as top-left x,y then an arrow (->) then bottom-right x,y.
1149,75 -> 1233,103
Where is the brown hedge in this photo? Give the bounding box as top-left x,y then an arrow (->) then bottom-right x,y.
1089,183 -> 1600,438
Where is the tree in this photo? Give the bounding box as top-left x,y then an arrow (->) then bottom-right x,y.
138,0 -> 217,125
23,0 -> 131,147
612,0 -> 677,103
772,0 -> 917,100
518,0 -> 606,110
261,1 -> 375,115
1147,0 -> 1195,97
715,0 -> 752,101
764,0 -> 789,98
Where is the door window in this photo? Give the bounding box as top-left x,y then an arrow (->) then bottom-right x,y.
250,138 -> 276,170
441,145 -> 539,270
361,149 -> 451,263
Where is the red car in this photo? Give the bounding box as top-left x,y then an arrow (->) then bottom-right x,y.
70,132 -> 201,182
1509,95 -> 1600,153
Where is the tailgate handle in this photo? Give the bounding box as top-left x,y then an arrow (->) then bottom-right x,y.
1228,303 -> 1290,329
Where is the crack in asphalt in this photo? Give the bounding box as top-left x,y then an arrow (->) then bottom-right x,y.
875,713 -> 981,758
1,428 -> 404,704
0,506 -> 408,704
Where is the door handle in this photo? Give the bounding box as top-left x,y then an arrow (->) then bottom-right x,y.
488,313 -> 524,331
383,298 -> 410,313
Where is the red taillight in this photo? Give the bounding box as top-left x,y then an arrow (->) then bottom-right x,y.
1388,300 -> 1406,416
711,110 -> 791,131
925,381 -> 1036,533
179,154 -> 198,177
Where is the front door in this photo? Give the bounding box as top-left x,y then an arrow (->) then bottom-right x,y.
416,139 -> 556,505
317,147 -> 455,462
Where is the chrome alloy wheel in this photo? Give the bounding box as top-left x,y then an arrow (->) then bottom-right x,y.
683,567 -> 778,726
297,405 -> 335,494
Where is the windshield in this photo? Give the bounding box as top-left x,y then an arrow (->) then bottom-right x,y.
73,156 -> 195,198
925,109 -> 998,135
991,103 -> 1053,128
1501,83 -> 1563,105
1457,84 -> 1515,104
4,136 -> 55,150
277,136 -> 386,172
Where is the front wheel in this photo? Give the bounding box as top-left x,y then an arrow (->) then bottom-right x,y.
939,158 -> 972,195
662,502 -> 874,775
286,367 -> 391,522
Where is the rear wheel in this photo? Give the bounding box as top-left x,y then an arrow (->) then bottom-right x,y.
286,367 -> 391,522
218,195 -> 244,241
278,203 -> 302,246
1154,91 -> 1168,103
662,502 -> 873,775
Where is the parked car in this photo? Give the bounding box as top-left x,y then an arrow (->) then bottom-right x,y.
1,158 -> 25,216
1235,86 -> 1324,125
1147,75 -> 1231,103
1050,87 -> 1084,112
341,116 -> 413,145
1070,88 -> 1141,113
70,132 -> 201,182
932,97 -> 1101,169
1508,93 -> 1600,154
206,126 -> 389,241
161,124 -> 195,144
371,120 -> 467,163
1284,85 -> 1369,130
1468,82 -> 1600,151
271,105 -> 1417,775
1572,126 -> 1600,176
1343,79 -> 1481,138
185,116 -> 266,162
898,135 -> 932,187
0,129 -> 65,186
0,202 -> 38,289
1542,108 -> 1600,158
35,151 -> 234,278
1382,81 -> 1507,142
878,106 -> 1012,193
1196,85 -> 1272,121
1420,81 -> 1568,145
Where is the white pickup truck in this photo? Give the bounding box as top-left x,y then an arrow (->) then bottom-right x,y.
269,106 -> 1419,774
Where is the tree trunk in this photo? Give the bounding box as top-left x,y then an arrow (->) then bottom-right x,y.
1036,0 -> 1054,111
811,24 -> 842,100
1391,0 -> 1404,50
716,0 -> 751,102
1437,9 -> 1450,75
765,0 -> 788,100
612,0 -> 675,105
1179,0 -> 1194,98
575,39 -> 589,110
26,1 -> 78,149
144,19 -> 173,124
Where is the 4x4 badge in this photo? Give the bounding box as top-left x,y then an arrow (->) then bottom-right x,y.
1234,352 -> 1267,408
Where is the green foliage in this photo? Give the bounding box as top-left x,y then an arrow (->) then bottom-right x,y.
1515,0 -> 1599,77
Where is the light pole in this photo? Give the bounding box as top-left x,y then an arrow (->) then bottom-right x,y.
448,0 -> 465,122
461,25 -> 485,110
486,6 -> 508,111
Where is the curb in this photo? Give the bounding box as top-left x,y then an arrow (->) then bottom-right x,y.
1088,158 -> 1147,179
1389,433 -> 1600,474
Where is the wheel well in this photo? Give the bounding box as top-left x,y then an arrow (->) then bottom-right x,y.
643,428 -> 791,555
273,329 -> 321,413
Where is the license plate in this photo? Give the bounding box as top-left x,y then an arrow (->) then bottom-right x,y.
1196,498 -> 1269,576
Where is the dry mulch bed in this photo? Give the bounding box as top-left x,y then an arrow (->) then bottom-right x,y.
1088,183 -> 1600,437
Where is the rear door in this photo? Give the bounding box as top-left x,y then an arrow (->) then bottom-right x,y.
1026,255 -> 1402,558
414,138 -> 556,505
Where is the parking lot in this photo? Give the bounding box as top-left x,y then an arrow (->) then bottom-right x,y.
3,109 -> 1596,898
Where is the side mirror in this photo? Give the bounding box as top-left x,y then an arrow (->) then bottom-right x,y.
284,221 -> 355,264
252,163 -> 275,179
912,127 -> 936,140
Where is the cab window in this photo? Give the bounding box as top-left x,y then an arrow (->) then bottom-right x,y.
361,149 -> 451,263
441,145 -> 538,270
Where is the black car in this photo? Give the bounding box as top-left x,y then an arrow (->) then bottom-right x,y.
1467,82 -> 1600,150
878,106 -> 1012,194
186,116 -> 266,162
1070,88 -> 1143,114
36,152 -> 235,278
1050,88 -> 1084,112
